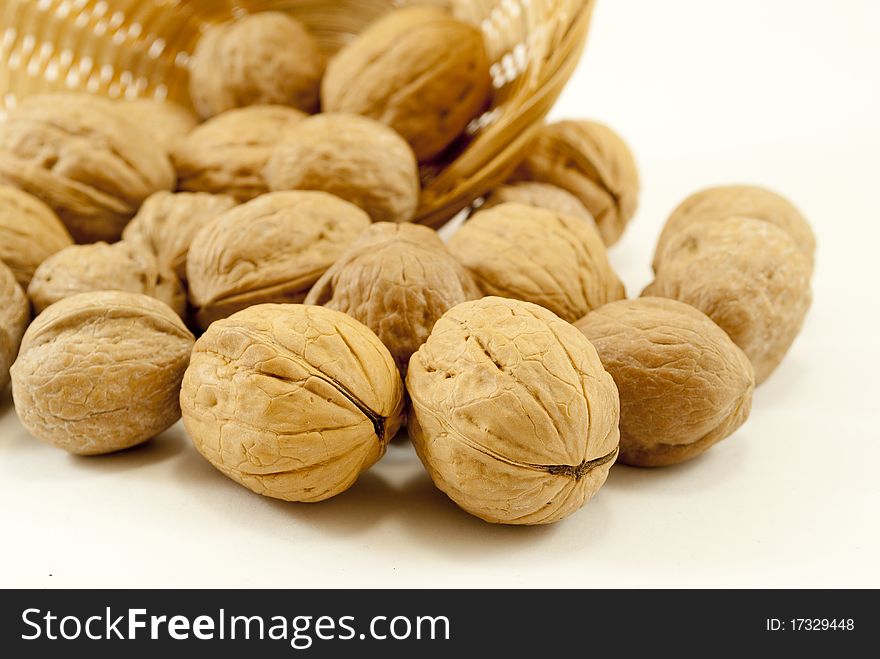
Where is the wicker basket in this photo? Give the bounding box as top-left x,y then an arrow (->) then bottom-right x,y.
0,0 -> 594,228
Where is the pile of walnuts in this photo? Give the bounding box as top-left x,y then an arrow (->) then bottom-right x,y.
0,8 -> 813,525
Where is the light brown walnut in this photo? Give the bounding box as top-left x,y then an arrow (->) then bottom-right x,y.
122,191 -> 237,284
0,261 -> 29,390
449,203 -> 625,323
321,6 -> 491,162
10,291 -> 194,455
481,182 -> 596,225
511,120 -> 639,246
576,297 -> 755,467
305,222 -> 481,374
265,113 -> 419,224
644,217 -> 812,384
187,191 -> 371,329
189,12 -> 324,119
172,105 -> 306,201
653,185 -> 816,271
180,303 -> 404,502
121,98 -> 198,152
0,185 -> 73,287
0,94 -> 175,243
407,296 -> 620,525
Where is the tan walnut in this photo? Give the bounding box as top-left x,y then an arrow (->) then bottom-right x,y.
576,297 -> 755,467
481,182 -> 596,225
449,203 -> 625,323
321,6 -> 491,162
653,184 -> 816,271
28,241 -> 186,317
187,191 -> 371,329
122,191 -> 237,284
645,217 -> 812,384
0,94 -> 175,243
121,98 -> 198,152
0,185 -> 73,287
172,105 -> 305,202
0,261 -> 29,390
305,222 -> 481,374
189,12 -> 324,119
180,304 -> 404,502
510,120 -> 639,246
265,113 -> 420,223
407,296 -> 620,525
10,291 -> 194,455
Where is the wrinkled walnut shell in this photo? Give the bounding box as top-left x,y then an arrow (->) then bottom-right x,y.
645,217 -> 812,384
28,241 -> 186,316
0,185 -> 73,287
122,99 -> 198,152
265,113 -> 419,223
305,222 -> 481,374
322,6 -> 491,162
187,191 -> 371,329
407,296 -> 620,525
180,303 -> 404,502
11,291 -> 194,455
0,94 -> 175,243
482,182 -> 596,225
576,297 -> 755,467
511,120 -> 639,246
0,262 -> 29,390
172,105 -> 306,202
449,203 -> 625,323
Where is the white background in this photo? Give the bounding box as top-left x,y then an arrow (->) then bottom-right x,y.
1,0 -> 879,588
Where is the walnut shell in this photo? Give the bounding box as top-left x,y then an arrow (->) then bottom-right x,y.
407,296 -> 620,525
265,113 -> 420,223
0,94 -> 175,243
189,12 -> 324,119
449,203 -> 625,323
122,191 -> 237,283
172,105 -> 305,201
575,297 -> 755,467
0,261 -> 29,390
121,99 -> 198,151
645,217 -> 812,384
10,291 -> 194,455
305,222 -> 481,373
0,185 -> 73,287
180,303 -> 404,502
482,182 -> 595,225
28,241 -> 186,316
511,120 -> 639,245
321,6 -> 491,162
653,185 -> 816,271
187,191 -> 371,329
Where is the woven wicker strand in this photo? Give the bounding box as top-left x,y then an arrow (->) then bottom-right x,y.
0,0 -> 594,228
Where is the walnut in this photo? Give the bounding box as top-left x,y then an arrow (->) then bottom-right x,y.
121,99 -> 198,152
189,12 -> 324,119
482,182 -> 595,225
180,304 -> 404,502
575,297 -> 755,467
510,120 -> 639,245
449,203 -> 625,323
0,261 -> 29,390
122,191 -> 237,283
653,185 -> 816,271
187,191 -> 371,329
305,222 -> 481,374
0,94 -> 175,243
10,291 -> 194,455
27,241 -> 186,316
265,113 -> 420,223
321,6 -> 491,162
172,105 -> 305,202
0,185 -> 73,287
645,217 -> 812,384
407,296 -> 620,525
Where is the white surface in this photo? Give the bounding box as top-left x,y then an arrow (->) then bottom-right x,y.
1,0 -> 879,588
